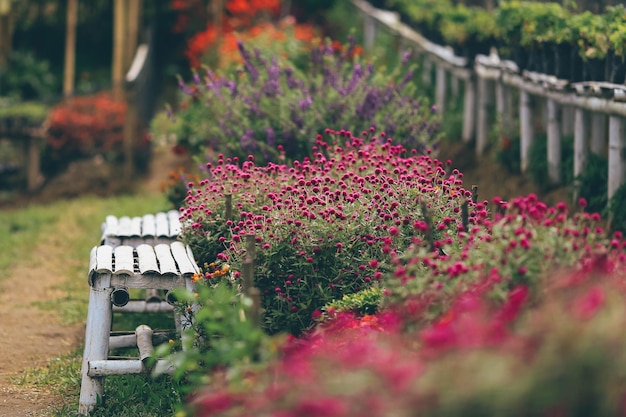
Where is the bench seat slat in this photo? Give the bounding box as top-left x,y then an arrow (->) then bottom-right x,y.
113,246 -> 134,275
136,244 -> 159,274
171,241 -> 199,275
130,217 -> 142,237
141,214 -> 156,237
155,213 -> 169,237
167,210 -> 181,237
117,216 -> 133,238
154,244 -> 178,275
95,245 -> 113,274
102,215 -> 119,238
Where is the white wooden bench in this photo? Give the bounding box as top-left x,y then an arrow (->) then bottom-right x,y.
100,210 -> 183,305
78,211 -> 197,415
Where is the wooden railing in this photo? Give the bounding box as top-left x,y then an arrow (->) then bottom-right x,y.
352,0 -> 626,203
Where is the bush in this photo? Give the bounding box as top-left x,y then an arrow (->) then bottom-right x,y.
180,130 -> 461,335
157,37 -> 440,165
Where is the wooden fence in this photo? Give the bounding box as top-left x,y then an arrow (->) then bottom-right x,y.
353,0 -> 626,203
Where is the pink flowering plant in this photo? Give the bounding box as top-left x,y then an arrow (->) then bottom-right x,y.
187,257 -> 626,417
165,130 -> 626,416
179,128 -> 467,335
156,37 -> 440,165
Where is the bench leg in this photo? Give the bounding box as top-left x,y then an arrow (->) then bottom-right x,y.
79,277 -> 113,415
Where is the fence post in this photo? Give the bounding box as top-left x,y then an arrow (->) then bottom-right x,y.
574,108 -> 589,188
546,99 -> 562,184
436,64 -> 446,115
496,80 -> 513,142
462,76 -> 476,143
422,57 -> 433,86
520,90 -> 534,173
364,15 -> 376,52
608,116 -> 626,200
591,114 -> 607,156
562,106 -> 574,136
476,76 -> 489,155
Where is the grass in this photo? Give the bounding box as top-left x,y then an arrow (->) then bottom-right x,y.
1,190 -> 187,416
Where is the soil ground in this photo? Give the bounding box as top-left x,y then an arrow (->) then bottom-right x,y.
0,141 -> 572,416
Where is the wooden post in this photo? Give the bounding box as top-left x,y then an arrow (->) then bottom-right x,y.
363,15 -> 376,52
476,76 -> 489,155
496,81 -> 513,139
113,0 -> 127,101
0,1 -> 13,72
520,90 -> 534,173
125,0 -> 143,70
435,64 -> 446,115
562,106 -> 574,136
450,74 -> 460,98
225,194 -> 233,219
63,0 -> 78,96
422,57 -> 433,86
608,116 -> 626,200
79,274 -> 113,415
546,99 -> 561,184
462,76 -> 475,143
27,135 -> 42,191
591,113 -> 607,156
574,108 -> 589,183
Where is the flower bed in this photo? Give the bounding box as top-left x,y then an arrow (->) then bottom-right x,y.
153,37 -> 439,166
161,130 -> 626,416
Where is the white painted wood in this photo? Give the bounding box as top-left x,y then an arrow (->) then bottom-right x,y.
574,108 -> 590,182
171,242 -> 200,275
117,216 -> 132,237
436,64 -> 446,115
113,245 -> 134,275
112,301 -> 174,314
102,215 -> 118,238
496,82 -> 513,139
608,116 -> 626,200
129,217 -> 142,237
136,244 -> 159,274
520,90 -> 534,173
591,113 -> 607,156
155,243 -> 178,275
110,274 -> 187,290
141,214 -> 156,237
79,273 -> 113,415
450,74 -> 460,98
364,15 -> 376,52
547,99 -> 562,184
155,212 -> 169,237
136,325 -> 154,362
422,58 -> 433,85
562,106 -> 574,136
109,330 -> 173,350
89,247 -> 97,277
462,77 -> 475,143
476,76 -> 489,155
168,210 -> 181,236
88,359 -> 174,376
95,245 -> 113,274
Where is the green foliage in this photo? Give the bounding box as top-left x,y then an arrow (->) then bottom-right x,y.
0,50 -> 58,101
574,152 -> 608,215
324,286 -> 383,316
527,133 -> 574,193
153,281 -> 275,396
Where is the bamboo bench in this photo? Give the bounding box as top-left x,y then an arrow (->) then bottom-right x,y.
78,211 -> 198,415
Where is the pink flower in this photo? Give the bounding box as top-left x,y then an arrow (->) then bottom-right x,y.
572,286 -> 605,320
